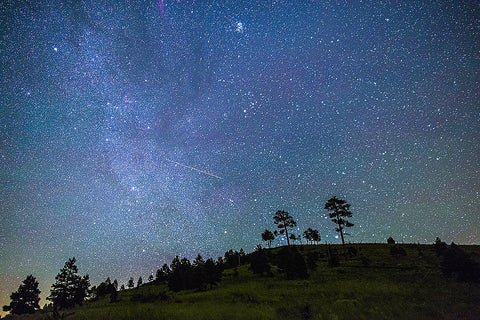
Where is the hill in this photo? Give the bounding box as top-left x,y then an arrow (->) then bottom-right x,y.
3,243 -> 480,320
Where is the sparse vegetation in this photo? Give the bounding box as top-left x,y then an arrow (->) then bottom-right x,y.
3,243 -> 480,320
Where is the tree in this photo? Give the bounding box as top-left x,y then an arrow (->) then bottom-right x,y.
387,237 -> 395,245
303,228 -> 313,244
156,264 -> 171,283
47,257 -> 90,309
324,196 -> 354,245
3,275 -> 41,314
113,279 -> 118,291
168,256 -> 194,292
148,274 -> 154,282
137,277 -> 143,287
275,247 -> 308,280
311,229 -> 321,244
96,278 -> 115,297
120,285 -> 125,291
261,229 -> 275,248
273,210 -> 297,246
250,246 -> 271,276
127,277 -> 134,289
289,233 -> 297,244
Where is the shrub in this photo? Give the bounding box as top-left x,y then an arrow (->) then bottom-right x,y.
387,237 -> 395,245
250,248 -> 271,276
276,247 -> 308,279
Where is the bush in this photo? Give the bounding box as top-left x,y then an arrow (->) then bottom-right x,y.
250,248 -> 271,276
434,237 -> 448,256
387,237 -> 395,245
275,247 -> 308,279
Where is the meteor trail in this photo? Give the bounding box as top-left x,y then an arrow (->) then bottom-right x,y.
165,159 -> 223,180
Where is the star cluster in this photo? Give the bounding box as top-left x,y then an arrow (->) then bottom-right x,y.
1,1 -> 479,313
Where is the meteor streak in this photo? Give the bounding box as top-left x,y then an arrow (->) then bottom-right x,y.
165,159 -> 223,180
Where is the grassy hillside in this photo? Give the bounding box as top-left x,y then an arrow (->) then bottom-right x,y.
4,243 -> 480,320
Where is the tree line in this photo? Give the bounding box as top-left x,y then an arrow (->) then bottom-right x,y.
6,196 -> 478,317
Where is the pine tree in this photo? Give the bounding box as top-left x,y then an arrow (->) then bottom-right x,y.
137,277 -> 143,287
2,275 -> 41,314
127,277 -> 134,289
325,196 -> 354,245
47,258 -> 90,309
273,210 -> 297,246
261,229 -> 275,248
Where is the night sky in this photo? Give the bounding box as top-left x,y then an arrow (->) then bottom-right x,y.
1,0 -> 479,312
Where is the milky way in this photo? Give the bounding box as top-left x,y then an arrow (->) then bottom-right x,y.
1,1 -> 479,312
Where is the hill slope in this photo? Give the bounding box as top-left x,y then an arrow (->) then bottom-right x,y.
4,243 -> 480,320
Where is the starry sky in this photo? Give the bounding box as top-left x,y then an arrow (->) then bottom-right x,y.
1,0 -> 479,313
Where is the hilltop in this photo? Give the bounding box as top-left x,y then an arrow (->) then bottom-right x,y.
3,243 -> 480,320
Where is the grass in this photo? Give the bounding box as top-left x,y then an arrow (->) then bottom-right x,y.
4,243 -> 480,320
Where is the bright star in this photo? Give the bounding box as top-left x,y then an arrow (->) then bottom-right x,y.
235,22 -> 244,33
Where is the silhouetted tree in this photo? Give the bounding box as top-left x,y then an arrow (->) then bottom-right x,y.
137,277 -> 143,287
325,197 -> 354,245
156,264 -> 171,283
47,258 -> 90,309
239,248 -> 246,264
203,258 -> 223,289
96,278 -> 116,297
110,290 -> 118,303
113,279 -> 118,291
303,228 -> 314,244
224,249 -> 241,268
2,275 -> 41,314
120,285 -> 125,291
387,237 -> 395,245
148,274 -> 154,282
273,210 -> 297,246
192,256 -> 222,291
289,233 -> 298,244
275,247 -> 308,279
303,228 -> 320,244
168,256 -> 194,292
434,237 -> 448,255
311,229 -> 321,244
127,278 -> 134,289
262,229 -> 275,248
250,246 -> 271,276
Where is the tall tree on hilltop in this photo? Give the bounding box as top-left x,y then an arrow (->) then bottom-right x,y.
273,210 -> 297,246
47,257 -> 90,309
2,275 -> 41,315
311,229 -> 321,244
261,229 -> 275,248
127,277 -> 134,289
303,228 -> 314,244
325,196 -> 354,245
